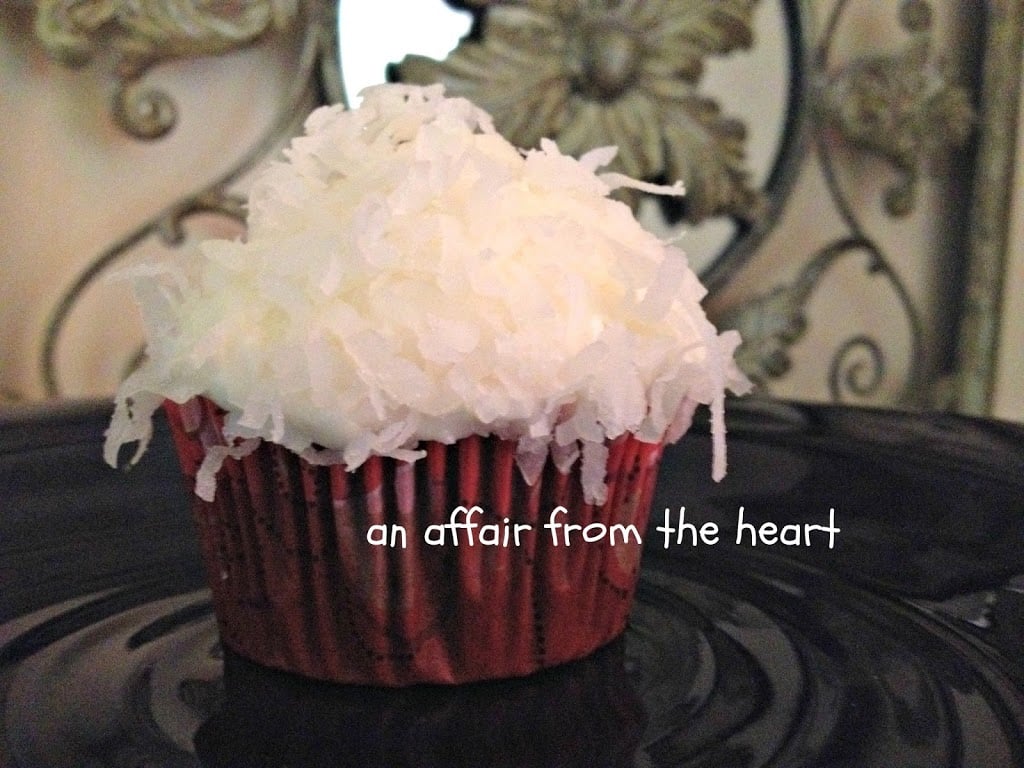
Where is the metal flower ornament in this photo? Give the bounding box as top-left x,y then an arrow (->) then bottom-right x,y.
34,0 -> 299,139
396,0 -> 764,224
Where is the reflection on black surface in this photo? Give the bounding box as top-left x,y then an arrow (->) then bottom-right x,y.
631,552 -> 1024,767
2,398 -> 1024,767
4,555 -> 1023,767
195,641 -> 645,768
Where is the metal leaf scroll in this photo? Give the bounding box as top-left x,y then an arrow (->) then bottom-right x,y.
722,237 -> 922,403
31,0 -> 322,397
395,0 -> 765,225
727,0 -> 976,406
817,0 -> 974,217
34,0 -> 301,139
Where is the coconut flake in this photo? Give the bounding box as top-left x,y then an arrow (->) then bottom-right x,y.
194,439 -> 261,502
664,397 -> 699,445
103,83 -> 749,499
103,388 -> 162,468
580,440 -> 610,505
600,172 -> 685,197
577,145 -> 619,173
515,435 -> 550,487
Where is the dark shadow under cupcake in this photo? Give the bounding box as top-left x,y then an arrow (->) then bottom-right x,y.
194,637 -> 646,768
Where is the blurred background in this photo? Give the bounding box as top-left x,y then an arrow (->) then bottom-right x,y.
1,0 -> 1021,420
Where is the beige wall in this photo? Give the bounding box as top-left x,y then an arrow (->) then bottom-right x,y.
0,6 -> 307,401
993,42 -> 1024,422
1,4 -> 1021,421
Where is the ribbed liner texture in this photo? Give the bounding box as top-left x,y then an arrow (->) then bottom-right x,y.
165,397 -> 664,685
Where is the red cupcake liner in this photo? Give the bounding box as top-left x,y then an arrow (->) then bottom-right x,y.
164,397 -> 664,686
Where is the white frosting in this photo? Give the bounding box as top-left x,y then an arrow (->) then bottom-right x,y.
105,84 -> 750,502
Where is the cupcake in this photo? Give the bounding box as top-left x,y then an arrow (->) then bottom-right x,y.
104,83 -> 749,686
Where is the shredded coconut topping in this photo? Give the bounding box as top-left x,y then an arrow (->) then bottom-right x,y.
104,84 -> 750,502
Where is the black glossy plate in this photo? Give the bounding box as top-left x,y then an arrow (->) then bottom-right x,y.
2,398 -> 1023,767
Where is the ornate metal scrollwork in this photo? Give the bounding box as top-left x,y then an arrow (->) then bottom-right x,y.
723,237 -> 923,403
390,0 -> 953,406
34,0 -> 302,139
40,192 -> 248,395
727,0 -> 974,407
394,0 -> 765,225
33,0 -> 325,397
816,0 -> 974,217
23,0 -> 1012,412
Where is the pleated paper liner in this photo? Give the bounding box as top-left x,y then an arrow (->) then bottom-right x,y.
165,397 -> 665,686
